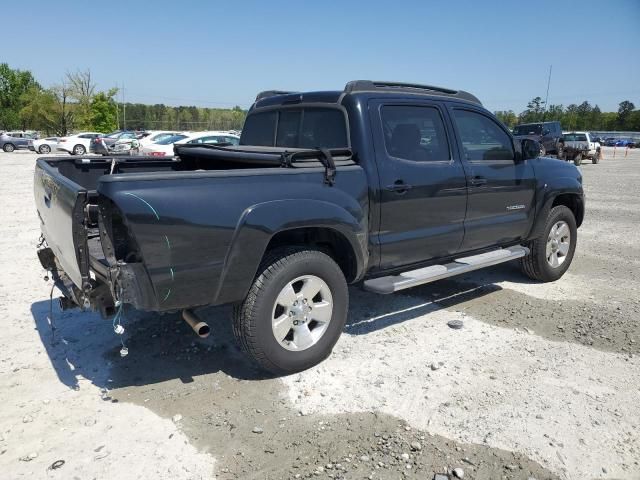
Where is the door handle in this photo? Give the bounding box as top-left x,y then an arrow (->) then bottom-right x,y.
386,181 -> 413,194
469,176 -> 487,187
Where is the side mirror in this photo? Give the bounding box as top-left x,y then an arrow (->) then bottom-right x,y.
521,139 -> 540,160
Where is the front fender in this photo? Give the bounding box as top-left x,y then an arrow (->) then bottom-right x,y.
214,199 -> 368,305
528,175 -> 585,239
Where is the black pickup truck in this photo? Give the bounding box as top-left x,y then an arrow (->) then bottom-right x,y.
34,80 -> 585,374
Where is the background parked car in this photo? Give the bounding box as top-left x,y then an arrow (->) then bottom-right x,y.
140,133 -> 190,156
603,137 -> 617,146
138,131 -> 180,147
30,137 -> 59,154
0,131 -> 37,152
614,138 -> 636,148
57,132 -> 102,155
512,121 -> 564,156
91,131 -> 139,155
562,132 -> 601,165
141,131 -> 239,157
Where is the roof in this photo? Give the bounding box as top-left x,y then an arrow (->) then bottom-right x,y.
252,80 -> 482,110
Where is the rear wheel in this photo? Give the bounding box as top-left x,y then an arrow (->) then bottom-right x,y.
556,143 -> 564,159
72,144 -> 86,155
573,153 -> 582,166
592,148 -> 600,164
233,248 -> 348,375
539,144 -> 546,157
3,143 -> 15,153
38,144 -> 51,154
520,205 -> 577,282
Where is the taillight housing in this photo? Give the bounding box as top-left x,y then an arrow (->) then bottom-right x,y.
149,152 -> 166,157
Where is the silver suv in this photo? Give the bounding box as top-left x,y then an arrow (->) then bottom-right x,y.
0,131 -> 37,152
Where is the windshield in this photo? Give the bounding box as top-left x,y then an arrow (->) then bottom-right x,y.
156,134 -> 187,145
241,107 -> 349,149
513,124 -> 542,136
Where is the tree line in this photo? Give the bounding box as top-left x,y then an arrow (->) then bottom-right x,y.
2,63 -> 638,135
495,97 -> 639,132
0,64 -> 246,135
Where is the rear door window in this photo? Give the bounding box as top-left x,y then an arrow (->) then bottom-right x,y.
380,105 -> 450,162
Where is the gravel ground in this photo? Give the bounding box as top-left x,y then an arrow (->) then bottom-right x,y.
0,147 -> 638,480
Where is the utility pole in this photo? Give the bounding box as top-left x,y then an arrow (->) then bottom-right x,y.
542,65 -> 552,122
122,82 -> 126,130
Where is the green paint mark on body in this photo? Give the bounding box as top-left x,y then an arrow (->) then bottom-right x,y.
123,192 -> 160,220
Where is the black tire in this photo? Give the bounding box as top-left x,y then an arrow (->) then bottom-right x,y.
556,143 -> 564,159
38,144 -> 51,154
72,144 -> 86,155
233,248 -> 348,375
520,205 -> 577,282
573,153 -> 582,166
3,143 -> 15,153
592,148 -> 600,164
539,144 -> 546,157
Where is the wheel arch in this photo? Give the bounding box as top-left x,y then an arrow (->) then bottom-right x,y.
528,189 -> 584,240
552,193 -> 584,227
213,199 -> 368,305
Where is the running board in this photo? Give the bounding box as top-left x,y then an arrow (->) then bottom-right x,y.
363,246 -> 529,294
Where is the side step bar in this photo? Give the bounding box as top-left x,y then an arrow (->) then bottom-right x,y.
363,246 -> 529,294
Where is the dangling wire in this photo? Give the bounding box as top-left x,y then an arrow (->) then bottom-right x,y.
111,302 -> 128,357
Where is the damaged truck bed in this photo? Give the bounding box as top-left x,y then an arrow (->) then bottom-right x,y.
34,147 -> 362,317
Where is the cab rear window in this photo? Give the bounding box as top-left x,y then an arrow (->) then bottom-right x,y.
241,107 -> 348,149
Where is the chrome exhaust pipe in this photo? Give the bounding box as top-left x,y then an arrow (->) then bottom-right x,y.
182,309 -> 210,338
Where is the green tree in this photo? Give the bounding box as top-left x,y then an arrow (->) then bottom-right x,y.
19,86 -> 58,132
67,69 -> 96,130
575,101 -> 592,130
90,89 -> 118,133
519,97 -> 545,123
617,100 -> 635,129
590,106 -> 602,130
0,63 -> 40,130
494,110 -> 517,128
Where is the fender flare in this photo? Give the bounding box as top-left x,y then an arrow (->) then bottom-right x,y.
528,178 -> 584,239
213,199 -> 367,305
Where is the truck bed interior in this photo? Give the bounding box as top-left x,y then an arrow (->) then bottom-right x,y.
44,145 -> 355,193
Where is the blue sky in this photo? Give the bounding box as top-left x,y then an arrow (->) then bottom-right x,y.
2,0 -> 638,113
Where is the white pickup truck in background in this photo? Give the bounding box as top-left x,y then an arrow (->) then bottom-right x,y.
562,131 -> 601,165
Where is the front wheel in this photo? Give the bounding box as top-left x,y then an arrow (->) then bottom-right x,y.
556,143 -> 564,159
573,153 -> 582,166
520,205 -> 577,282
38,144 -> 51,154
233,248 -> 348,375
3,143 -> 15,153
592,148 -> 600,164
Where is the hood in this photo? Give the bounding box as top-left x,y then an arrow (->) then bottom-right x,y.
528,155 -> 582,182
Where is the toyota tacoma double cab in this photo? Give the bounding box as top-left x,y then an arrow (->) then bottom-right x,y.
34,80 -> 585,374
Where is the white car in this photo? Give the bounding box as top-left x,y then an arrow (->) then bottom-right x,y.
138,131 -> 181,148
142,131 -> 240,157
57,132 -> 102,155
30,137 -> 59,154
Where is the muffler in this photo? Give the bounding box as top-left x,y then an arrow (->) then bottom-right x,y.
182,309 -> 210,338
